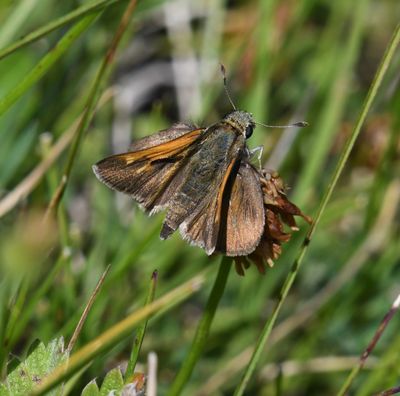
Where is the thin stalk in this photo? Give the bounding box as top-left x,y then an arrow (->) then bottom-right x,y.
234,22 -> 400,396
67,265 -> 111,353
125,270 -> 158,382
374,385 -> 400,396
337,293 -> 400,396
0,0 -> 123,61
167,256 -> 232,396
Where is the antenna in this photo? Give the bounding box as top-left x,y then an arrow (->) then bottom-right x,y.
255,121 -> 309,129
219,64 -> 308,129
220,63 -> 237,111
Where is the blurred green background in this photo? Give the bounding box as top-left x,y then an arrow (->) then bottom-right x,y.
0,0 -> 399,395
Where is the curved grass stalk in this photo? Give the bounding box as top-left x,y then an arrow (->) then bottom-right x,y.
233,22 -> 400,396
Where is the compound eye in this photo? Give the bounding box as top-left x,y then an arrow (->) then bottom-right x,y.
245,124 -> 254,138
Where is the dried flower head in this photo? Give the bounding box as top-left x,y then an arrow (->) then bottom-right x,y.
234,169 -> 312,276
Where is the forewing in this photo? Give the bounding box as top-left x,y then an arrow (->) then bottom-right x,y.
216,162 -> 265,256
129,122 -> 197,151
93,126 -> 203,212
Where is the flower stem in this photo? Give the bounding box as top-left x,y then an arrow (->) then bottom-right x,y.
167,256 -> 232,396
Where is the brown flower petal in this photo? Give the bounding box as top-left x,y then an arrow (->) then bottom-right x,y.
234,168 -> 311,275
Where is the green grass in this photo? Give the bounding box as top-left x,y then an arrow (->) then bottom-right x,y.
0,1 -> 400,395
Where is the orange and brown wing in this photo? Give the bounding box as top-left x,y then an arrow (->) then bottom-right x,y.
93,126 -> 203,212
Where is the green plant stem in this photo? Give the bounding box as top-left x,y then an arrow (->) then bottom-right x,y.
0,0 -> 123,61
0,13 -> 98,118
167,256 -> 232,396
233,22 -> 400,396
125,270 -> 158,382
31,272 -> 205,396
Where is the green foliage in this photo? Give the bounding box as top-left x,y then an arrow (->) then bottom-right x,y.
0,338 -> 68,396
82,368 -> 123,395
82,368 -> 145,396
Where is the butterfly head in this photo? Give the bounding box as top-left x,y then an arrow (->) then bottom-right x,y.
223,110 -> 256,139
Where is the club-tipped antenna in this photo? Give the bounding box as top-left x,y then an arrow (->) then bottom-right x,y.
255,121 -> 309,129
220,63 -> 237,111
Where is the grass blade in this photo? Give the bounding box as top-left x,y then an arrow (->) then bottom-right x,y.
67,265 -> 111,353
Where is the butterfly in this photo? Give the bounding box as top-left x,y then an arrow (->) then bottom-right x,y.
93,110 -> 266,257
93,63 -> 309,259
